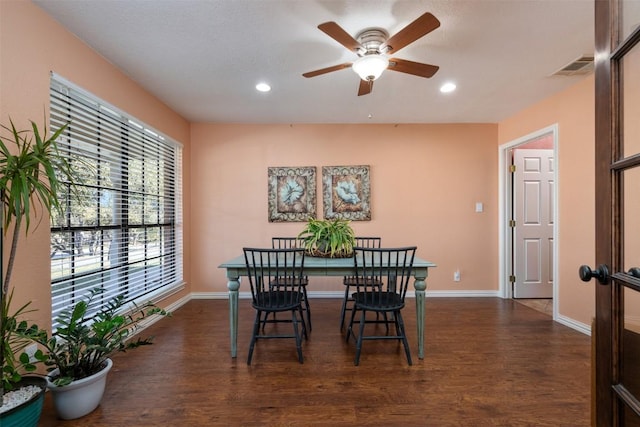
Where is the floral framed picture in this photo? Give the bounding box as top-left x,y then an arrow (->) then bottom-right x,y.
322,165 -> 371,221
268,166 -> 317,222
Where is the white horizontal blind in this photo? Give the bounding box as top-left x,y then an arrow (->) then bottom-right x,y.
49,74 -> 183,330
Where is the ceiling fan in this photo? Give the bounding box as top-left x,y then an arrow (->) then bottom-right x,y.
302,12 -> 441,96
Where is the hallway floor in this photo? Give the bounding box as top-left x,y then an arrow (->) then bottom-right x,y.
515,298 -> 553,316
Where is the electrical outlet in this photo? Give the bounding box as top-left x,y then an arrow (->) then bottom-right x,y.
454,270 -> 461,282
25,343 -> 38,363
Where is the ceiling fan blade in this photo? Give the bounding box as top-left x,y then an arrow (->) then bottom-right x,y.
303,63 -> 353,78
318,22 -> 362,52
358,79 -> 373,96
388,58 -> 439,78
382,12 -> 440,54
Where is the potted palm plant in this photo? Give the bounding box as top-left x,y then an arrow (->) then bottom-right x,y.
28,287 -> 170,420
0,118 -> 75,426
297,217 -> 356,258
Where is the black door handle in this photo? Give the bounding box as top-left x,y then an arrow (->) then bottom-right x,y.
579,264 -> 610,285
628,267 -> 640,278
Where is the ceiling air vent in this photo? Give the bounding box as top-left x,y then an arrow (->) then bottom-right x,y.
552,55 -> 594,76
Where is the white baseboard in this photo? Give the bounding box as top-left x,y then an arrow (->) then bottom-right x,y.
162,293 -> 192,312
191,290 -> 500,299
556,314 -> 591,336
131,292 -> 191,335
424,290 -> 500,298
191,291 -> 349,299
190,292 -> 230,300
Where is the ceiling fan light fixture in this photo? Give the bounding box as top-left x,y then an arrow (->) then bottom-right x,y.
352,54 -> 389,81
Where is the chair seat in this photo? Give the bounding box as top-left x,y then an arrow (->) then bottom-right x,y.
352,291 -> 404,311
269,276 -> 312,331
253,291 -> 302,311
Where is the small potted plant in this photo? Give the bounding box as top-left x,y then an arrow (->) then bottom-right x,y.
0,291 -> 48,426
297,217 -> 356,258
27,287 -> 171,420
0,118 -> 76,426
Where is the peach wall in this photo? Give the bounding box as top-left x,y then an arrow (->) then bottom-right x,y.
190,123 -> 499,294
0,1 -> 191,329
499,76 -> 595,325
0,0 -> 597,332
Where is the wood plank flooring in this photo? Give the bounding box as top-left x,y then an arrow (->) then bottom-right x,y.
37,298 -> 591,426
515,298 -> 553,316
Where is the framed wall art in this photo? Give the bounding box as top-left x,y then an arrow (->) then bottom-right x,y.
322,165 -> 371,221
267,166 -> 316,222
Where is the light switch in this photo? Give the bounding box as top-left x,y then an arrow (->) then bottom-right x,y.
475,202 -> 483,213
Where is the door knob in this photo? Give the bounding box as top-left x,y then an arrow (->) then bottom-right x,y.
579,264 -> 610,285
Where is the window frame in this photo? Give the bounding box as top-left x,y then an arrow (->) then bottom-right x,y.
49,73 -> 184,331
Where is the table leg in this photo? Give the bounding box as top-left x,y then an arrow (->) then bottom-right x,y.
227,272 -> 240,358
413,268 -> 428,359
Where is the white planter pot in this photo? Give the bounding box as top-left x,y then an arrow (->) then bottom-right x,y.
46,358 -> 113,420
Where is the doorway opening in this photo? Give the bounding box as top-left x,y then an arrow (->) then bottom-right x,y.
499,124 -> 558,319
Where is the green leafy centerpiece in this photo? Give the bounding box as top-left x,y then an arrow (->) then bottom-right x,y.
297,218 -> 356,258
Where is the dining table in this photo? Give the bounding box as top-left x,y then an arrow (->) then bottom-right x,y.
219,253 -> 436,359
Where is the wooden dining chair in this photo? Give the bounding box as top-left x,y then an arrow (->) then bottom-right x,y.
346,246 -> 417,366
339,237 -> 382,330
243,247 -> 307,364
271,237 -> 312,331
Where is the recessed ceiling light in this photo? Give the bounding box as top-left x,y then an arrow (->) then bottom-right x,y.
440,82 -> 456,93
256,82 -> 271,92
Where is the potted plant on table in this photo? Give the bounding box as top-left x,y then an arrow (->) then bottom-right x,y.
0,118 -> 75,426
297,217 -> 356,258
28,287 -> 170,420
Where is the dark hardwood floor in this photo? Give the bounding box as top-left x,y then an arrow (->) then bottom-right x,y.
37,298 -> 591,426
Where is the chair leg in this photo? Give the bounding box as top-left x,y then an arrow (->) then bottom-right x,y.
247,310 -> 262,365
292,310 -> 304,364
383,312 -> 390,334
298,306 -> 308,340
395,310 -> 412,366
302,286 -> 312,332
354,309 -> 367,366
394,314 -> 401,336
339,285 -> 351,330
261,311 -> 270,332
346,302 -> 358,342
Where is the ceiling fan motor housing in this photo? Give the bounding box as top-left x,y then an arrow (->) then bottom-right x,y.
355,28 -> 389,55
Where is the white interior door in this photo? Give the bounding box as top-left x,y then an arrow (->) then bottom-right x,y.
513,149 -> 554,298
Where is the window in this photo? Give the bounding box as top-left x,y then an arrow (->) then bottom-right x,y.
49,74 -> 183,330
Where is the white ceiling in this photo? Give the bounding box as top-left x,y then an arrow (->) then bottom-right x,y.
33,0 -> 594,124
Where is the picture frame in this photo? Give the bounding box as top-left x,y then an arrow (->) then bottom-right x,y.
268,166 -> 316,222
322,165 -> 371,221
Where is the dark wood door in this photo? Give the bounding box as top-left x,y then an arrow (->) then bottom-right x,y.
585,1 -> 640,425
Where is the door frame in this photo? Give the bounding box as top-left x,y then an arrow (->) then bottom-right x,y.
498,124 -> 559,318
593,0 -> 614,422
